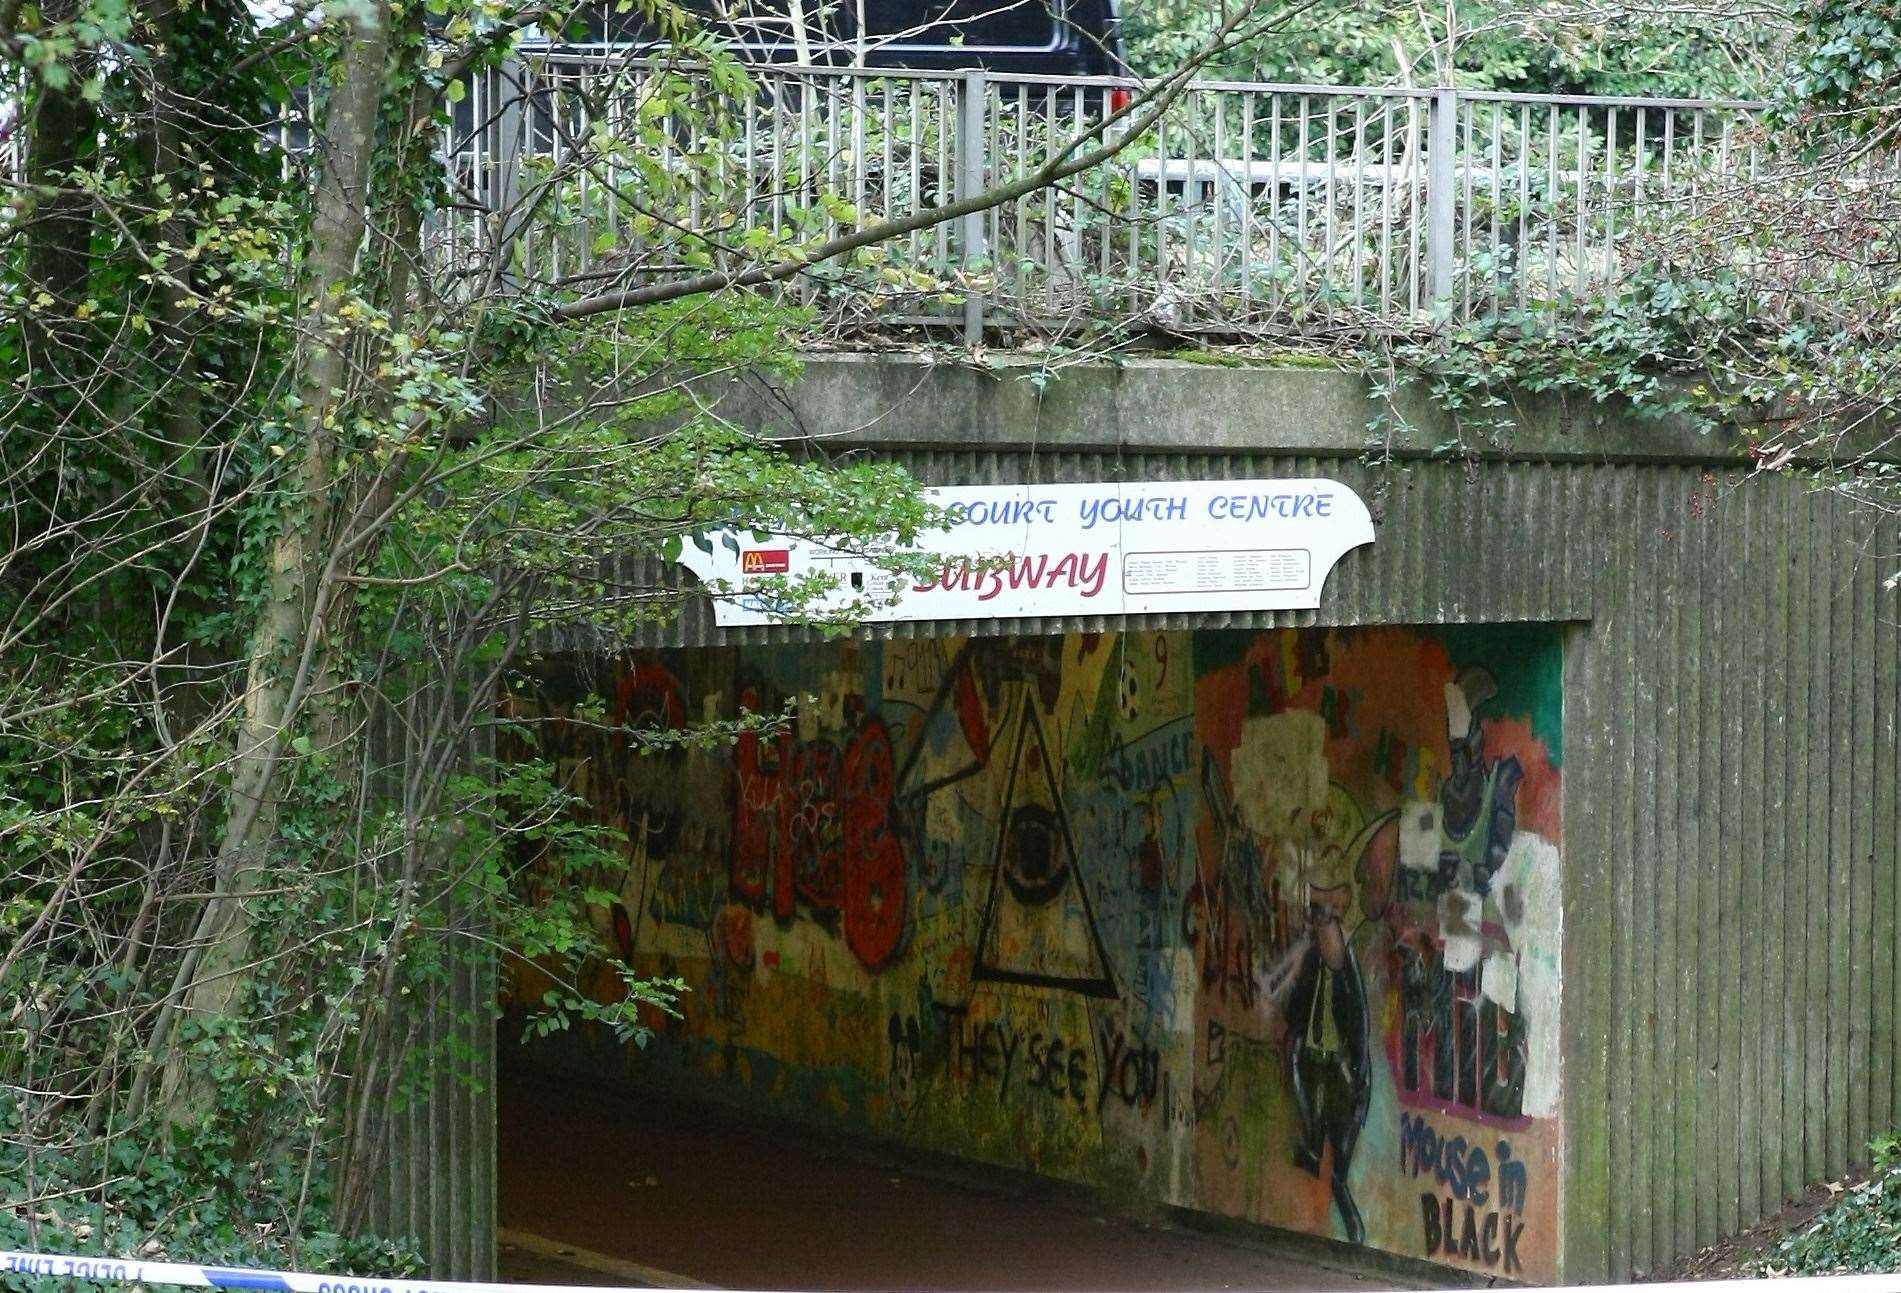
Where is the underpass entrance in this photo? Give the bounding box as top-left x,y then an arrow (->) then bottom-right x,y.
494,626 -> 1566,1288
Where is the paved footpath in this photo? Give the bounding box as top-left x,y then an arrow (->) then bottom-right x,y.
497,1069 -> 1416,1293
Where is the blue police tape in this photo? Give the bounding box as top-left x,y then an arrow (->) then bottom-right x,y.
0,1252 -> 666,1293
15,1248 -> 1901,1293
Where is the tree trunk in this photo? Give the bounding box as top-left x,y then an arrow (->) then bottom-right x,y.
160,0 -> 394,1114
21,0 -> 94,311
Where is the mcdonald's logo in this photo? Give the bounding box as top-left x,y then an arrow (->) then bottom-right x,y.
741,549 -> 790,574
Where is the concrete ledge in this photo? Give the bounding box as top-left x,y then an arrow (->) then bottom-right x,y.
698,351 -> 1758,465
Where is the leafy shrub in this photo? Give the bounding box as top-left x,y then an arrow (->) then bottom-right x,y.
1752,1132 -> 1901,1275
0,1095 -> 419,1293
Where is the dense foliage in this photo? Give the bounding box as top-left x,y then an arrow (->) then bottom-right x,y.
0,1106 -> 421,1286
1750,1134 -> 1901,1274
1122,0 -> 1779,97
1775,0 -> 1901,136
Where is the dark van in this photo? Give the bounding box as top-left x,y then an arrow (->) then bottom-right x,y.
543,0 -> 1126,77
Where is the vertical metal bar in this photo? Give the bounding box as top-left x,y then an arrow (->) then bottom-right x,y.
826,75 -> 842,254
1154,91 -> 1170,300
1125,83 -> 1141,312
1351,97 -> 1366,307
1574,105 -> 1589,301
1295,94 -> 1310,310
1182,86 -> 1200,316
1269,92 -> 1283,312
957,69 -> 989,344
1213,89 -> 1227,296
1047,82 -> 1062,311
1517,101 -> 1531,311
907,83 -> 921,266
531,59 -> 551,278
851,73 -> 866,235
771,78 -> 787,260
1240,92 -> 1255,313
1321,97 -> 1338,313
1460,96 -> 1474,314
1039,84 -> 1053,314
543,66 -> 560,282
934,79 -> 949,276
1379,97 -> 1394,313
1662,106 -> 1676,208
593,64 -> 610,272
1547,103 -> 1561,315
1070,82 -> 1085,302
744,81 -> 759,245
467,63 -> 485,268
1489,100 -> 1504,309
1604,105 -> 1619,286
1322,96 -> 1339,315
519,61 -> 538,279
572,67 -> 588,279
708,73 -> 728,270
1100,84 -> 1115,283
1693,108 -> 1706,218
879,79 -> 893,223
1015,82 -> 1029,309
1405,95 -> 1422,312
684,84 -> 702,268
493,58 -> 527,291
1427,86 -> 1457,309
1635,104 -> 1649,218
1037,84 -> 1053,314
985,84 -> 1001,311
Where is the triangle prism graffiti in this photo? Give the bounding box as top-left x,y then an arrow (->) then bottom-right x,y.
971,697 -> 1118,999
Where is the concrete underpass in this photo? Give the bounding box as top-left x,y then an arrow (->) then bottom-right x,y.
384,358 -> 1901,1291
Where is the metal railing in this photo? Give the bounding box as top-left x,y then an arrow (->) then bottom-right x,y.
432,57 -> 1771,337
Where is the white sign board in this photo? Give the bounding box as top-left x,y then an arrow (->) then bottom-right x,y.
675,479 -> 1374,627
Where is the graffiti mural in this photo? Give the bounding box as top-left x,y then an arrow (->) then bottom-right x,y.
730,684 -> 907,970
505,626 -> 1565,1280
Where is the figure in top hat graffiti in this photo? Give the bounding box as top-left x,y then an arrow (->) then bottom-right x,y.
1286,860 -> 1372,1245
1224,692 -> 1376,1246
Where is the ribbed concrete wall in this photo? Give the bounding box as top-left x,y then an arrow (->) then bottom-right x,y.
364,691 -> 499,1280
1564,468 -> 1899,1282
364,939 -> 496,1281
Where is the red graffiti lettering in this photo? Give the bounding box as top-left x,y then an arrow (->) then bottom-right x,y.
784,740 -> 843,913
731,686 -> 780,907
731,702 -> 908,971
843,720 -> 904,969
